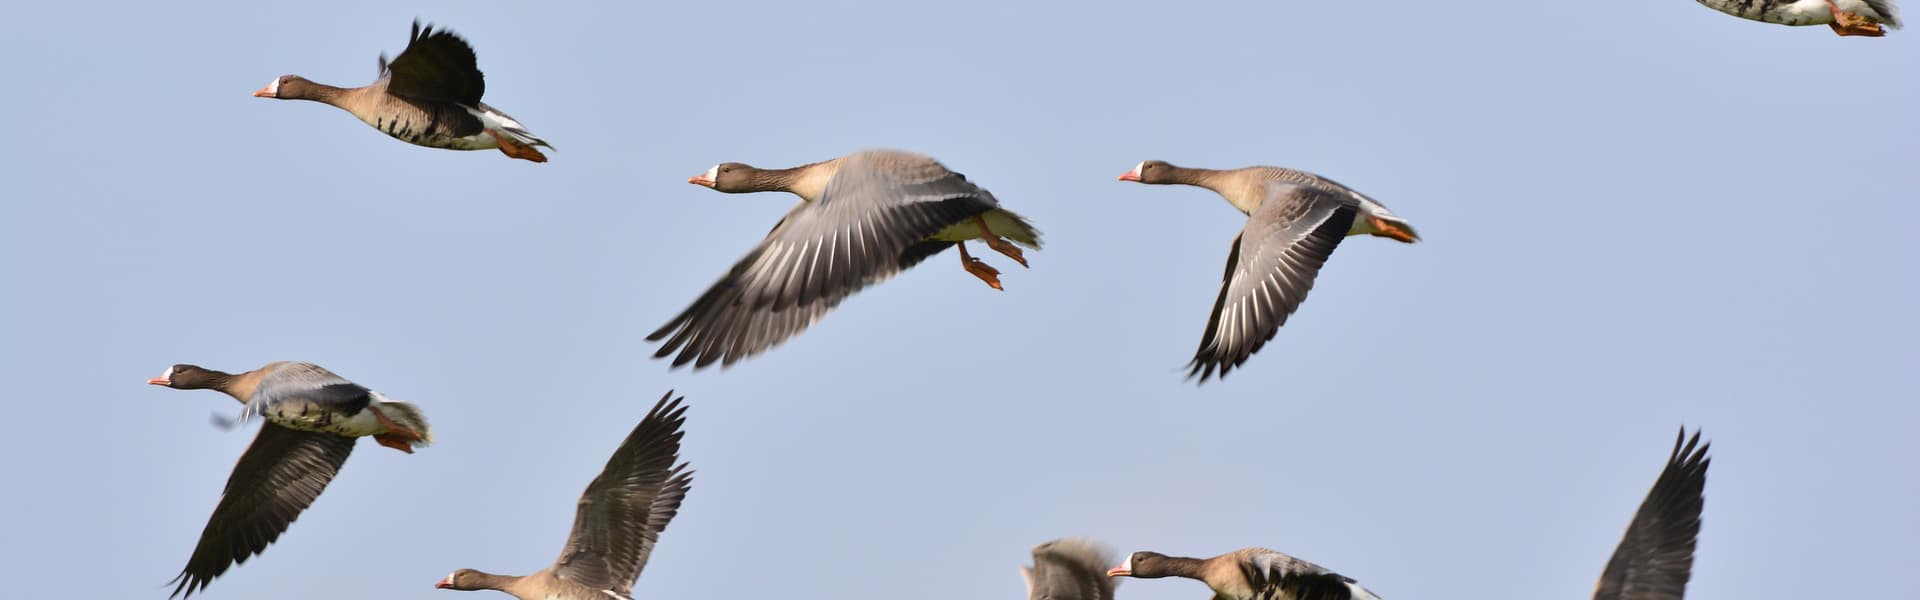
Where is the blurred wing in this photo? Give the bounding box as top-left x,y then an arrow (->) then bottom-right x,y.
647,150 -> 999,369
1242,550 -> 1360,600
1594,429 -> 1710,600
170,424 -> 355,598
238,362 -> 370,424
552,392 -> 693,596
1026,538 -> 1117,600
381,20 -> 485,105
1188,183 -> 1356,382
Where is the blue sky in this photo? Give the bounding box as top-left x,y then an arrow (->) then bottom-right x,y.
0,1 -> 1914,599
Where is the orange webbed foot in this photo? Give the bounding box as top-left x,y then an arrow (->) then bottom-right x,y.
486,129 -> 550,163
374,434 -> 416,454
957,242 -> 1004,291
972,215 -> 1029,268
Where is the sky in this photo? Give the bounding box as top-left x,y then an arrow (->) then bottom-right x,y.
0,1 -> 1914,599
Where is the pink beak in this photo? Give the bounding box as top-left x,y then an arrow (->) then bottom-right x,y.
688,173 -> 715,187
251,84 -> 276,98
1106,566 -> 1131,577
147,377 -> 170,386
1117,171 -> 1140,182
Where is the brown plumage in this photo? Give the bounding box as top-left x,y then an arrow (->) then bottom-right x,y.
436,392 -> 693,600
253,20 -> 552,162
149,361 -> 431,598
1108,547 -> 1381,600
649,149 -> 1042,369
1118,161 -> 1417,383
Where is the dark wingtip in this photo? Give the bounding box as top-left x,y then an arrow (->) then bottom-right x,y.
167,570 -> 204,599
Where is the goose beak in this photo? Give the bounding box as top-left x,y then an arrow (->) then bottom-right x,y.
1105,566 -> 1131,577
251,85 -> 277,98
147,377 -> 171,386
689,165 -> 719,188
434,581 -> 452,589
1116,172 -> 1139,182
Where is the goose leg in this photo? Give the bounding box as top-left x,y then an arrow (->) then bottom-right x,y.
973,215 -> 1028,267
957,241 -> 1003,291
486,129 -> 550,163
1827,0 -> 1887,36
367,406 -> 421,454
1366,216 -> 1420,243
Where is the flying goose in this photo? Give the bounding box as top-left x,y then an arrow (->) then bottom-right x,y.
1107,546 -> 1382,600
1695,0 -> 1900,36
1024,538 -> 1119,600
149,361 -> 433,598
436,391 -> 693,600
1593,428 -> 1710,600
1117,161 -> 1417,383
253,20 -> 553,161
649,149 -> 1041,369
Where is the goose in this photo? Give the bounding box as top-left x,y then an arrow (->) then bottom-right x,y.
436,391 -> 693,600
1593,428 -> 1710,600
148,362 -> 432,598
1024,538 -> 1118,600
1106,547 -> 1381,600
649,149 -> 1041,369
1116,161 -> 1417,383
1695,0 -> 1900,36
253,20 -> 553,161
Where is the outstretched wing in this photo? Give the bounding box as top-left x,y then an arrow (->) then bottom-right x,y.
170,424 -> 356,598
380,20 -> 485,105
1025,538 -> 1117,600
1188,183 -> 1356,382
551,392 -> 694,596
648,150 -> 1002,369
1594,429 -> 1710,600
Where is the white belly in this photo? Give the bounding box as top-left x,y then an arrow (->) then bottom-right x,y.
930,209 -> 1034,244
267,404 -> 383,437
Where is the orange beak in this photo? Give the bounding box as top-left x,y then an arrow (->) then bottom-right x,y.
435,581 -> 452,589
252,84 -> 276,98
688,173 -> 715,187
147,377 -> 171,386
1106,566 -> 1130,577
1117,171 -> 1140,182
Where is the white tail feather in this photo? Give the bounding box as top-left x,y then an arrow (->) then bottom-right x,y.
374,400 -> 434,446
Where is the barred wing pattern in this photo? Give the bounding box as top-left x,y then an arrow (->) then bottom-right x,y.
1188,183 -> 1357,382
649,150 -> 1000,368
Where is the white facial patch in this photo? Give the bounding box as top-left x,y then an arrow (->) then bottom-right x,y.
442,571 -> 456,586
702,165 -> 719,183
265,77 -> 281,96
1120,554 -> 1133,571
158,366 -> 174,380
1127,162 -> 1145,179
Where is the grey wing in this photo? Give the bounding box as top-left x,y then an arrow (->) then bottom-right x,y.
647,150 -> 999,369
1187,183 -> 1357,382
170,423 -> 356,598
1241,551 -> 1362,600
1864,0 -> 1901,26
1026,538 -> 1117,600
380,20 -> 485,105
239,362 -> 370,424
552,392 -> 693,596
1594,429 -> 1710,600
